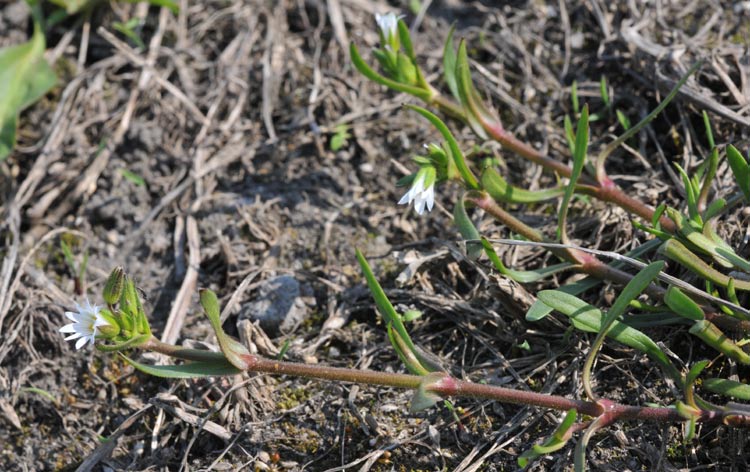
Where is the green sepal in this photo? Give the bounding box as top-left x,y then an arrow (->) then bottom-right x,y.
406,105 -> 478,189
96,333 -> 151,352
120,353 -> 242,378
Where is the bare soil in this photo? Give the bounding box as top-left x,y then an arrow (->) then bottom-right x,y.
1,0 -> 749,471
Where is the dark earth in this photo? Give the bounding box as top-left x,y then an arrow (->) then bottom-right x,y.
1,0 -> 750,470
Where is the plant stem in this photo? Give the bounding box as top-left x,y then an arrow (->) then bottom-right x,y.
145,343 -> 750,427
464,192 -> 750,333
432,95 -> 676,232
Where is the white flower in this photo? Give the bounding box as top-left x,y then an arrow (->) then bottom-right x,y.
375,12 -> 401,40
59,299 -> 110,350
398,171 -> 435,215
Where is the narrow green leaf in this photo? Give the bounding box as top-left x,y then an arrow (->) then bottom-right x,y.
442,25 -> 460,102
199,289 -> 250,370
356,249 -> 416,353
388,324 -> 429,376
595,61 -> 702,175
481,166 -> 564,203
689,320 -> 750,364
350,43 -> 432,101
563,115 -> 575,154
703,378 -> 750,400
704,198 -> 726,221
599,76 -> 610,108
558,105 -> 589,242
455,40 -> 497,138
582,261 -> 664,398
702,111 -> 715,149
22,387 -> 58,405
664,286 -> 705,321
537,290 -> 678,379
726,144 -> 750,201
120,354 -> 242,378
518,409 -> 577,468
570,80 -> 579,115
481,238 -> 572,283
454,195 -> 483,259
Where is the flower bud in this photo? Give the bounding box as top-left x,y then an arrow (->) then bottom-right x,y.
103,267 -> 125,305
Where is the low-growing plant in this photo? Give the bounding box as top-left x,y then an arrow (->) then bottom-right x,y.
59,12 -> 750,470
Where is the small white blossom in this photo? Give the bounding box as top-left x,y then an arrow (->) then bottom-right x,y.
398,172 -> 435,215
59,299 -> 110,350
375,12 -> 401,40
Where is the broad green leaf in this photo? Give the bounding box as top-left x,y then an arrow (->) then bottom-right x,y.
664,286 -> 705,321
727,144 -> 750,202
120,354 -> 242,378
481,166 -> 564,203
526,239 -> 662,322
453,195 -> 482,259
406,105 -> 478,188
0,23 -> 57,160
481,238 -> 572,283
537,290 -> 678,379
557,105 -> 588,241
518,409 -> 577,468
703,378 -> 750,400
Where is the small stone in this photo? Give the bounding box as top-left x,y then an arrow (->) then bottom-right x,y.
239,275 -> 315,336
